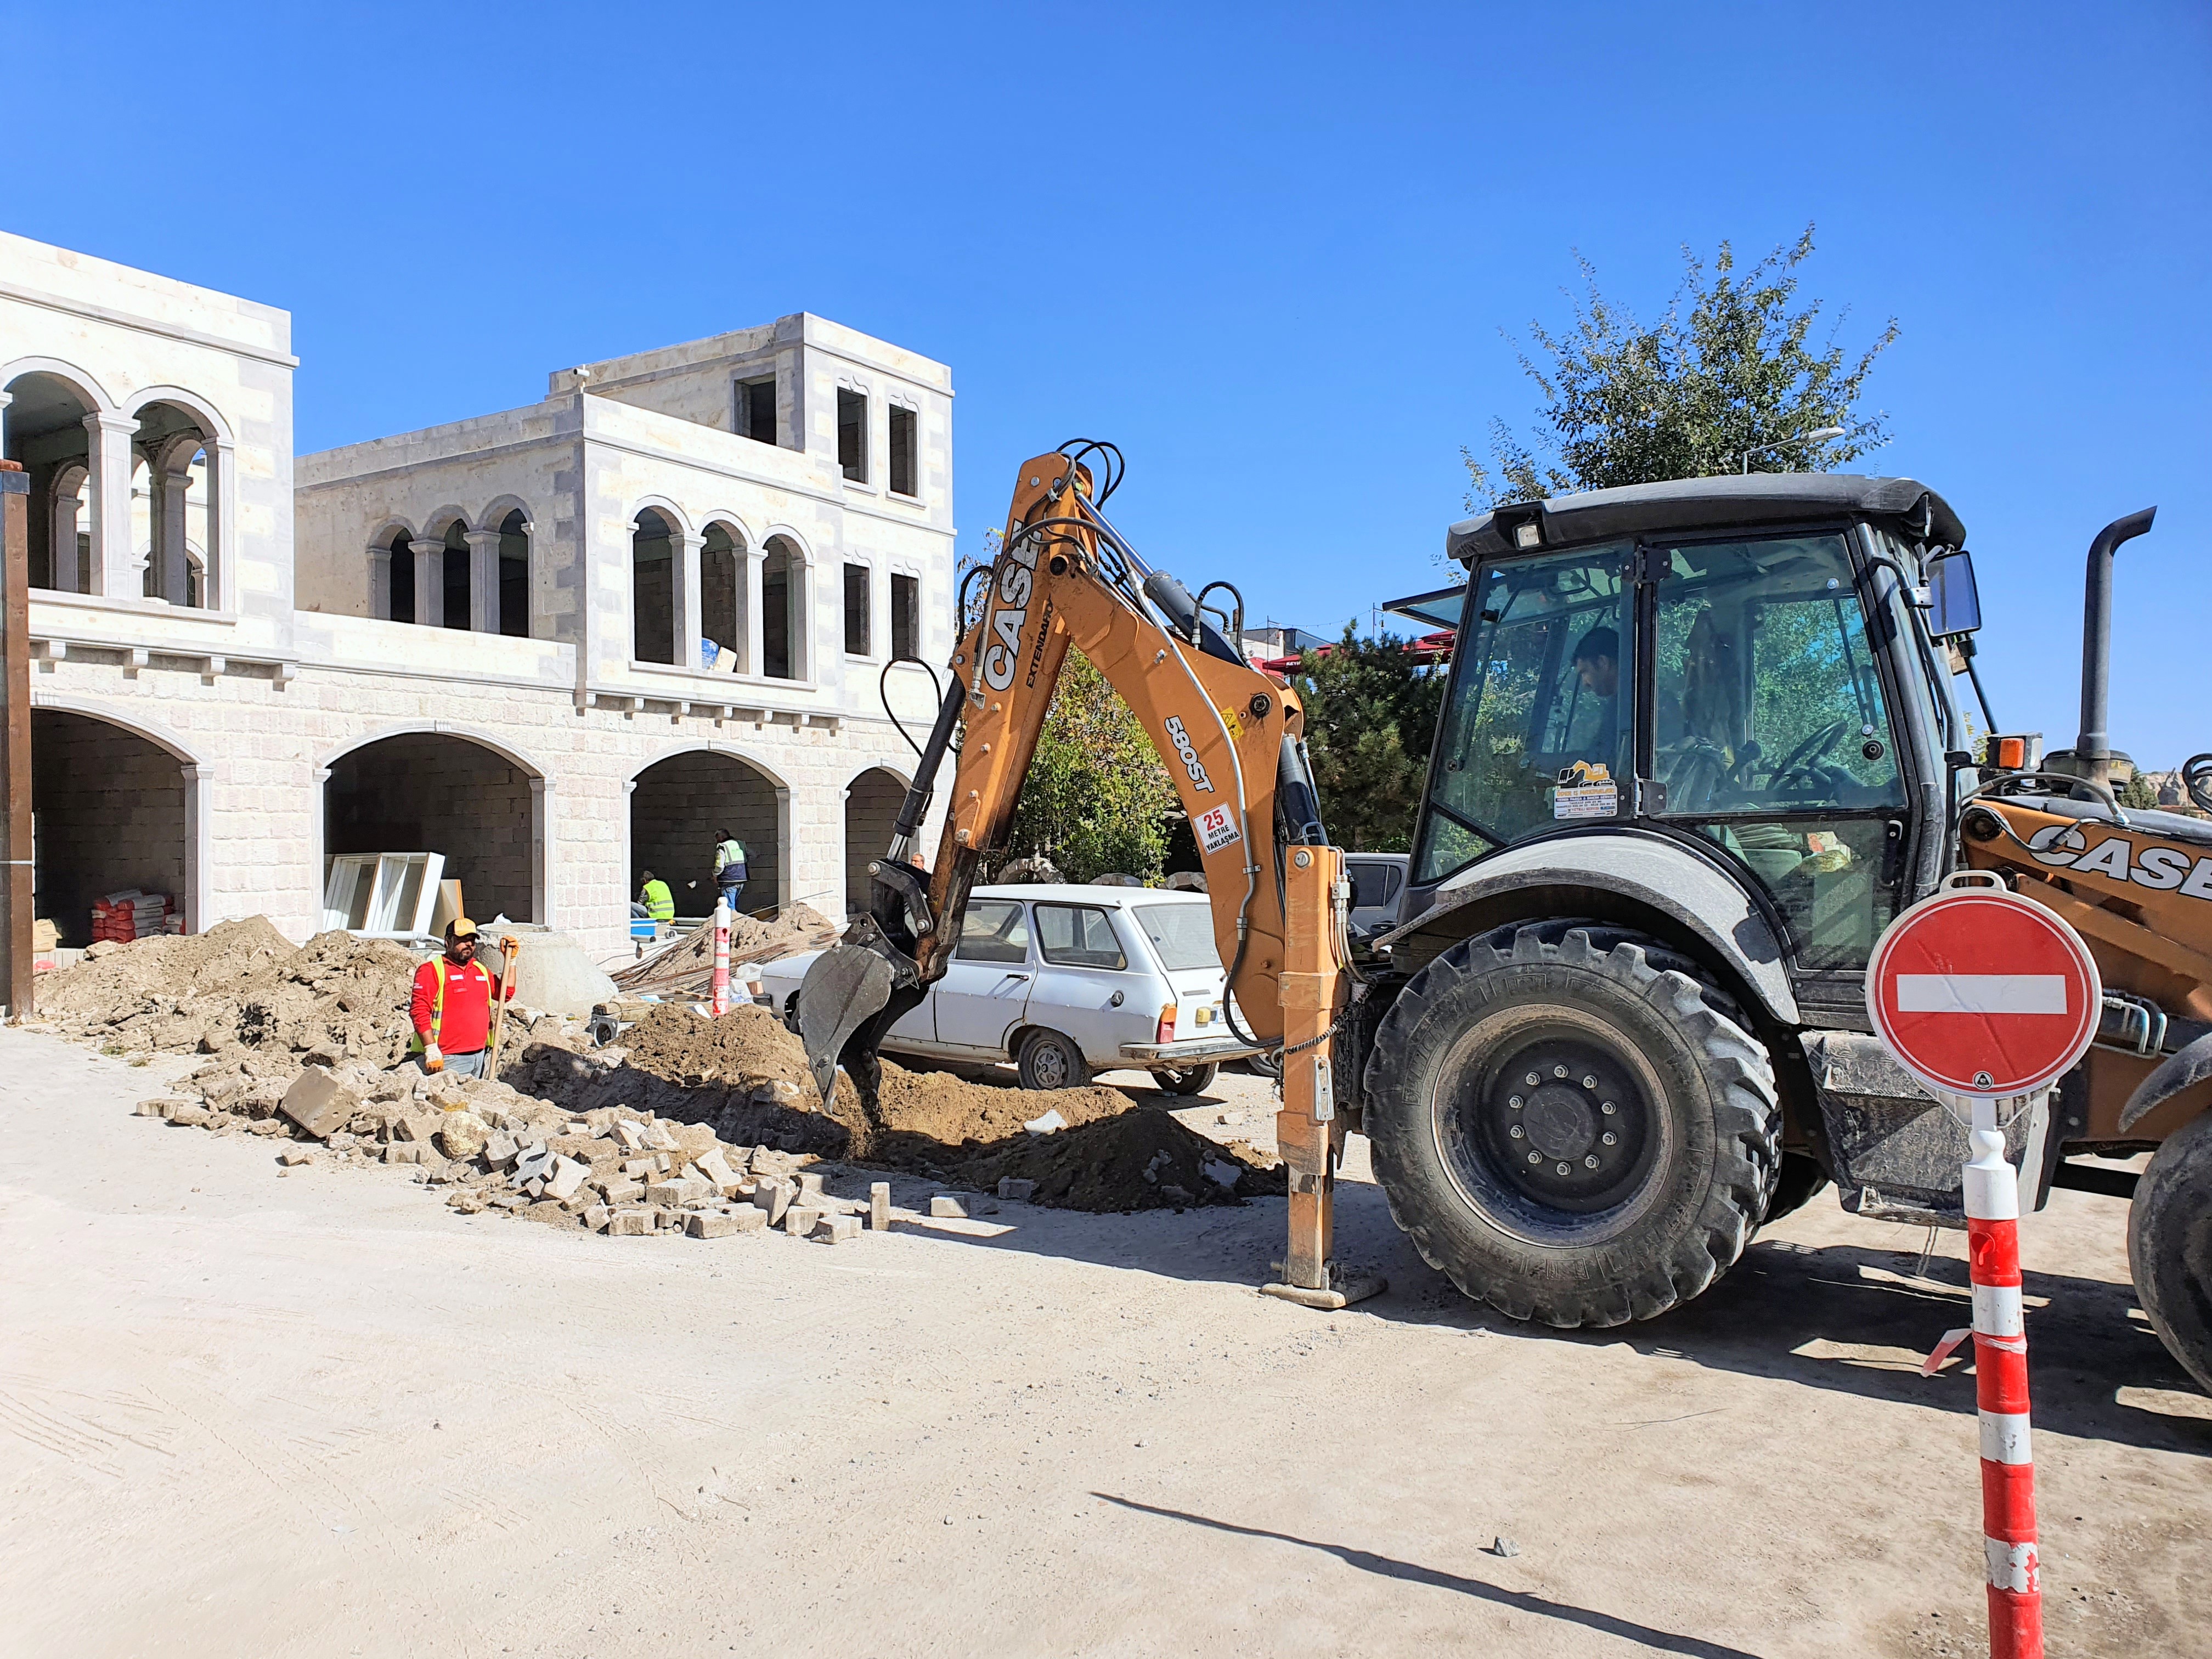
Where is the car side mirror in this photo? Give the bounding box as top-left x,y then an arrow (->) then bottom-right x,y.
1927,549 -> 1982,636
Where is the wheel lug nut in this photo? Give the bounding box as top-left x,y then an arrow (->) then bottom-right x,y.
1584,1155 -> 1599,1169
1582,1074 -> 1598,1089
1553,1065 -> 1568,1079
1526,1152 -> 1540,1165
1601,1131 -> 1617,1146
1555,1162 -> 1571,1175
1525,1072 -> 1540,1087
1509,1125 -> 1524,1138
1508,1095 -> 1523,1109
1601,1102 -> 1616,1115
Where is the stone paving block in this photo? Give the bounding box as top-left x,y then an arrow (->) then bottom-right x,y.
584,1204 -> 613,1231
396,1113 -> 439,1144
929,1194 -> 966,1219
783,1205 -> 823,1237
280,1069 -> 358,1140
724,1205 -> 768,1233
754,1178 -> 794,1224
814,1213 -> 861,1244
611,1120 -> 648,1151
483,1132 -> 518,1167
597,1178 -> 644,1205
870,1182 -> 891,1231
276,1147 -> 315,1166
546,1156 -> 590,1201
135,1099 -> 170,1118
386,1143 -> 422,1164
686,1211 -> 751,1239
797,1171 -> 826,1198
997,1178 -> 1036,1203
606,1207 -> 653,1236
642,1121 -> 681,1153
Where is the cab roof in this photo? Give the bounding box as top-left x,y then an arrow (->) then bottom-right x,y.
1446,472 -> 1967,566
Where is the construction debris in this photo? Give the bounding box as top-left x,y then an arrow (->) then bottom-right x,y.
612,902 -> 840,997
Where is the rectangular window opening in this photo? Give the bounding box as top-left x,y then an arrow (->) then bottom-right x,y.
740,377 -> 777,445
837,388 -> 867,482
889,404 -> 918,496
891,573 -> 918,661
844,563 -> 872,656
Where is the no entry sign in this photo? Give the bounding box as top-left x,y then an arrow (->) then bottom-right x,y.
1866,883 -> 2101,1099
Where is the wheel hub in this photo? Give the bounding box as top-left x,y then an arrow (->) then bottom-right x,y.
1468,1035 -> 1653,1215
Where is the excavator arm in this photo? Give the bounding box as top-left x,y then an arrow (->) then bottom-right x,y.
800,444 -> 1323,1104
797,445 -> 1361,1300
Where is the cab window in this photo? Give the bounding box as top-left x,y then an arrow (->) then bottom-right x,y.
1034,904 -> 1128,970
953,898 -> 1030,964
1651,532 -> 1905,970
1414,542 -> 1632,883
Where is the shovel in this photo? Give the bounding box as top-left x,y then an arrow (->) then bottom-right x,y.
486,935 -> 520,1080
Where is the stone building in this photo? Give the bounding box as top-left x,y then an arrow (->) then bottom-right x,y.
3,230 -> 955,961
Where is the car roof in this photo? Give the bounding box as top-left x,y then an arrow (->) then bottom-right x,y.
969,882 -> 1207,907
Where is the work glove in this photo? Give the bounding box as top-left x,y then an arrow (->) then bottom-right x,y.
424,1042 -> 444,1073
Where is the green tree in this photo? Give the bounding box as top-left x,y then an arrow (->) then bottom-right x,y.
995,650 -> 1178,882
1289,627 -> 1447,851
1466,226 -> 1898,507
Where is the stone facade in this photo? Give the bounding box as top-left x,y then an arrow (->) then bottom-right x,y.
4,232 -> 953,958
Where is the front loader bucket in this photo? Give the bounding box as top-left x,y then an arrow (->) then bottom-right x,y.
797,943 -> 897,1109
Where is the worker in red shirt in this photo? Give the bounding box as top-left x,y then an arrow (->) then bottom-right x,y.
409,918 -> 512,1078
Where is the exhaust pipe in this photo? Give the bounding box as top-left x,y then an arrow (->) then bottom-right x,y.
2075,506 -> 2157,789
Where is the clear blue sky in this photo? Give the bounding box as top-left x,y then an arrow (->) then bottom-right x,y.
14,3 -> 2208,765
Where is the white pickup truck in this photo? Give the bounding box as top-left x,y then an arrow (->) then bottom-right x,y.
759,882 -> 1257,1093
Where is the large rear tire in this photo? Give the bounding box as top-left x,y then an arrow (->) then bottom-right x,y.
2129,1108 -> 2212,1394
1364,922 -> 1780,1328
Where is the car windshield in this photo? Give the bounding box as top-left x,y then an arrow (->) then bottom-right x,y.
1133,904 -> 1221,973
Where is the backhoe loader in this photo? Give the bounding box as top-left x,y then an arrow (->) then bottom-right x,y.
802,445 -> 2212,1390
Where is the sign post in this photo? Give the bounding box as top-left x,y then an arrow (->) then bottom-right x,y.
711,898 -> 732,1018
1867,872 -> 2101,1659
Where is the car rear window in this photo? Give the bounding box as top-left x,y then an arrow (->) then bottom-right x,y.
1348,862 -> 1402,910
1133,904 -> 1220,973
1034,904 -> 1127,970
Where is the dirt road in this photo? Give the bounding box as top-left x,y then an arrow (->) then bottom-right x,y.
1,1028 -> 2204,1657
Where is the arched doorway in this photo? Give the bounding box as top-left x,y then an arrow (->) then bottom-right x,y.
629,751 -> 783,919
843,768 -> 906,917
324,733 -> 539,923
31,710 -> 189,946
4,370 -> 97,594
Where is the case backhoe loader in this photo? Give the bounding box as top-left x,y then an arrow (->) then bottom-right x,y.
803,446 -> 2212,1389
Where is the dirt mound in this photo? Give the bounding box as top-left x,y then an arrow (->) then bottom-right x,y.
36,919 -> 427,1070
955,1108 -> 1284,1212
510,998 -> 1274,1206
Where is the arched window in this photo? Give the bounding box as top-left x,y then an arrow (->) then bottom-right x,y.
3,370 -> 97,593
701,523 -> 743,668
761,534 -> 807,681
497,509 -> 531,637
632,508 -> 680,664
386,527 -> 418,623
129,399 -> 221,608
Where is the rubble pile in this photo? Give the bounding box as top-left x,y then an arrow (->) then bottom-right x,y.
613,902 -> 841,996
139,1059 -> 878,1241
36,918 -> 580,1071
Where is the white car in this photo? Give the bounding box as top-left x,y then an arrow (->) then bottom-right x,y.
760,883 -> 1258,1093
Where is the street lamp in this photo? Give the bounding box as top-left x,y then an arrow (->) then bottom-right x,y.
1736,425 -> 1846,474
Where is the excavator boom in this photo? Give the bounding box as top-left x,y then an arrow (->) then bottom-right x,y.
798,445 -> 1327,1114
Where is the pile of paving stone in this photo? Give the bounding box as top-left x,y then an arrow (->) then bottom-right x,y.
137,1057 -> 905,1244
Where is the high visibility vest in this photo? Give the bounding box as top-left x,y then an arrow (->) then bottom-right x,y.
642,879 -> 675,921
715,839 -> 747,883
409,957 -> 450,1052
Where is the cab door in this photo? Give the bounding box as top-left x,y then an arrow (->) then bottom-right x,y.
930,898 -> 1035,1056
1640,529 -> 1911,1015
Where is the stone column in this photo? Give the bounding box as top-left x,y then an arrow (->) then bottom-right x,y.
409,538 -> 444,628
676,532 -> 706,669
529,775 -> 550,926
743,547 -> 765,675
181,763 -> 209,935
157,466 -> 192,606
465,528 -> 503,634
202,438 -> 230,610
366,543 -> 393,619
50,474 -> 83,593
82,410 -> 139,599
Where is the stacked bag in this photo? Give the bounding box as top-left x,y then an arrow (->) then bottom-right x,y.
91,889 -> 174,943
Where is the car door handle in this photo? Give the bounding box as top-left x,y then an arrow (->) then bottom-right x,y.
1001,973 -> 1029,981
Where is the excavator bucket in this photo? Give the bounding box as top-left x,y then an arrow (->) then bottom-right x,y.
796,940 -> 897,1108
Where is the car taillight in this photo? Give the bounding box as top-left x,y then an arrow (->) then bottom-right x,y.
1156,1005 -> 1178,1044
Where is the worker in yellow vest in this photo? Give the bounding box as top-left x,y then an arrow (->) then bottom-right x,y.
636,870 -> 675,925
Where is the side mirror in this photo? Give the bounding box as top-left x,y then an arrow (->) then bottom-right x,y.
1927,549 -> 1982,636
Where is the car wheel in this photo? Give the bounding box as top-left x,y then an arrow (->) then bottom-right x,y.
1155,1063 -> 1219,1097
1246,1049 -> 1282,1081
1017,1028 -> 1090,1091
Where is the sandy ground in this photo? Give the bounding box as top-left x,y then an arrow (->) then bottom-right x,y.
1,1028 -> 2205,1659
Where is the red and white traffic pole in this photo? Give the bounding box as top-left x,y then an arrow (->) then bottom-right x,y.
1963,1091 -> 2040,1657
711,896 -> 732,1017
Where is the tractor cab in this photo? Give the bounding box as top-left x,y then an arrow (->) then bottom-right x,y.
1391,473 -> 1974,1029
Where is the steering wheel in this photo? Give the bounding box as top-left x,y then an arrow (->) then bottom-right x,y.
2186,753 -> 2212,814
1765,719 -> 1853,792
